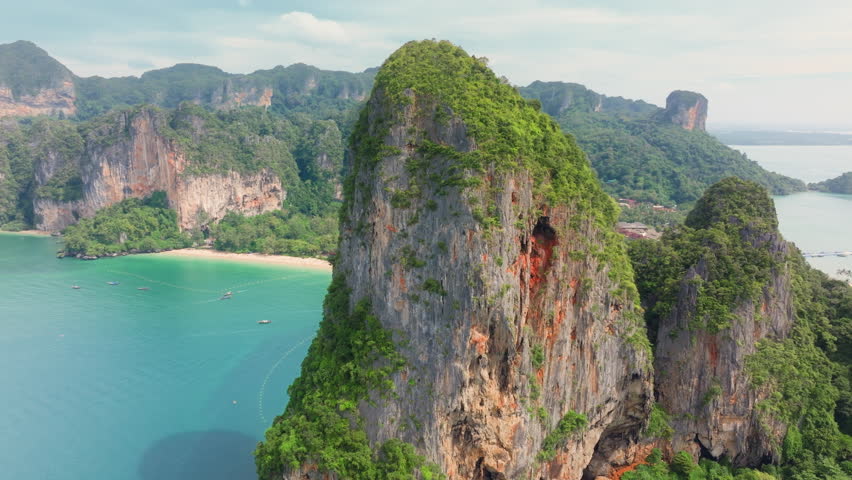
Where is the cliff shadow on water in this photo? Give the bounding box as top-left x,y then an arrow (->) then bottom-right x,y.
138,430 -> 256,480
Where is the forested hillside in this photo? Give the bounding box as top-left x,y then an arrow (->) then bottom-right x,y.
519,82 -> 806,206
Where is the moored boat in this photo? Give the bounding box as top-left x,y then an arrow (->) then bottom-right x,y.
257,319 -> 271,324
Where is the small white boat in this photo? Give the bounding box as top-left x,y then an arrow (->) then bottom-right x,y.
257,320 -> 272,325
71,285 -> 81,289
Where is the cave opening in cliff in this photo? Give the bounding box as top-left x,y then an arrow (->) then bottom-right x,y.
474,457 -> 507,480
695,435 -> 718,462
532,216 -> 556,242
527,216 -> 558,293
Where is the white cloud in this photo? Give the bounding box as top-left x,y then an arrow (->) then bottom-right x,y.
33,1 -> 852,128
260,11 -> 349,44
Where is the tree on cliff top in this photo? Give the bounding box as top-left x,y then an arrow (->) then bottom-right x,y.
363,40 -> 617,222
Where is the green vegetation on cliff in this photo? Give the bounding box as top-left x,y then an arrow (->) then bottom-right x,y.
61,192 -> 191,257
253,275 -> 442,479
630,178 -> 782,335
630,178 -> 852,478
1,103 -> 344,250
256,39 -> 650,479
519,83 -> 805,206
810,171 -> 852,194
0,116 -> 84,229
744,254 -> 852,479
372,41 -> 617,214
623,448 -> 776,479
349,40 -> 638,299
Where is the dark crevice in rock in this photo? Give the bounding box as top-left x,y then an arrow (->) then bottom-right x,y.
474,457 -> 506,480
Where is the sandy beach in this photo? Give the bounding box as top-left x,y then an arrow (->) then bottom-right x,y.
0,230 -> 53,236
152,248 -> 332,271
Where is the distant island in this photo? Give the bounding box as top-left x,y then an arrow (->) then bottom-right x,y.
810,171 -> 852,194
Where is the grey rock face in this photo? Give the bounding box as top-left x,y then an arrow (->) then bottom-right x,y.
319,89 -> 653,480
654,229 -> 792,465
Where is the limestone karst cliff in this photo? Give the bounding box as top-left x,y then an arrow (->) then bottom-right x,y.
661,90 -> 708,132
638,179 -> 792,465
627,178 -> 852,478
27,106 -> 287,232
255,39 -> 654,480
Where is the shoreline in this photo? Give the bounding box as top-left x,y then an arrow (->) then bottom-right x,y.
150,248 -> 332,271
0,230 -> 53,237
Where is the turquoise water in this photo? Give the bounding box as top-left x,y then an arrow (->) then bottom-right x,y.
730,145 -> 852,183
0,233 -> 330,480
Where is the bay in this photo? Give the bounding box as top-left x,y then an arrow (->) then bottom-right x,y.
0,233 -> 330,480
730,144 -> 852,183
773,192 -> 852,278
731,145 -> 852,279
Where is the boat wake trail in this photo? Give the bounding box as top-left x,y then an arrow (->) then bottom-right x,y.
106,270 -> 220,294
257,336 -> 313,425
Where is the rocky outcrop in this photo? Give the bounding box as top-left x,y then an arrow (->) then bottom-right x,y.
172,169 -> 282,230
0,82 -> 76,118
210,81 -> 273,110
33,107 -> 284,231
661,90 -> 708,131
263,40 -> 653,480
0,41 -> 76,118
651,178 -> 793,466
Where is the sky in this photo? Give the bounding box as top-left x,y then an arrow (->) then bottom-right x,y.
3,0 -> 852,130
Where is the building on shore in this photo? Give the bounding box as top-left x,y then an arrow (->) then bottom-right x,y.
616,222 -> 662,240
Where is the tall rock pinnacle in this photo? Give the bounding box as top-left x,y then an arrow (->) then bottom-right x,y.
255,39 -> 654,480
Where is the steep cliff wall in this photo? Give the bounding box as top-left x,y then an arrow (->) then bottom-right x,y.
0,82 -> 76,118
210,80 -> 273,110
33,107 -> 284,231
653,244 -> 792,465
661,90 -> 708,131
256,40 -> 653,480
632,178 -> 794,466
